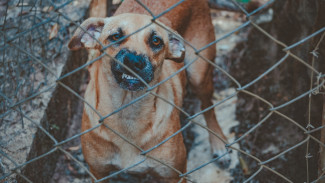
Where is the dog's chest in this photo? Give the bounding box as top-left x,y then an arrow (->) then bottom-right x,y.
94,104 -> 174,176
107,145 -> 173,177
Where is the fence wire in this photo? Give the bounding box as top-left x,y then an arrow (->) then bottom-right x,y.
0,0 -> 325,182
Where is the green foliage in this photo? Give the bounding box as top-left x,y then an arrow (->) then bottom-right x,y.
51,124 -> 60,130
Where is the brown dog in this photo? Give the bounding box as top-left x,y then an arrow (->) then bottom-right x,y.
68,0 -> 229,182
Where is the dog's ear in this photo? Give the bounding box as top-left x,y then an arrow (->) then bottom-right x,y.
68,17 -> 105,50
166,32 -> 185,63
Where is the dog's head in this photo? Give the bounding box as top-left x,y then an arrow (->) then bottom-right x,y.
68,13 -> 185,91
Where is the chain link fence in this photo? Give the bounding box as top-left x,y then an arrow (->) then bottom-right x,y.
1,0 -> 325,182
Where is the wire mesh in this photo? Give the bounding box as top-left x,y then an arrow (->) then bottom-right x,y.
0,0 -> 325,182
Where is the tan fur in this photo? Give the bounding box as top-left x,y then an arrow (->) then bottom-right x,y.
69,1 -> 228,182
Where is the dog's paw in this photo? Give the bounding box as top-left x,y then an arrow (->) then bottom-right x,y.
212,148 -> 232,169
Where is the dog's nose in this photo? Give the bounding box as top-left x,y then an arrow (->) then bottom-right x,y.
123,53 -> 146,71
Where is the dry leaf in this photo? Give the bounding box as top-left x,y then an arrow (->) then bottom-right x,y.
67,145 -> 81,151
49,23 -> 59,40
239,156 -> 251,175
42,6 -> 53,13
67,163 -> 77,174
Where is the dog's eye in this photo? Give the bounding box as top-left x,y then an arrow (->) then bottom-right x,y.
109,32 -> 123,42
152,37 -> 161,46
150,35 -> 163,48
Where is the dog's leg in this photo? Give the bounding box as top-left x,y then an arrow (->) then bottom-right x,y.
89,168 -> 109,183
187,56 -> 231,168
89,165 -> 116,183
183,6 -> 231,168
194,66 -> 231,167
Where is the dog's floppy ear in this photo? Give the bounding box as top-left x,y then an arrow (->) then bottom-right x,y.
166,31 -> 185,63
68,17 -> 105,50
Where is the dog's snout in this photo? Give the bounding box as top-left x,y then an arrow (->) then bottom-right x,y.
123,53 -> 146,71
112,49 -> 154,91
